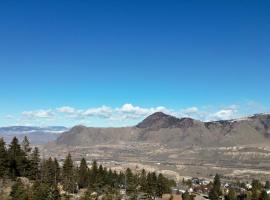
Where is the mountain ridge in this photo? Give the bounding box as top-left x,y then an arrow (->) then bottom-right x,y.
56,112 -> 270,147
0,126 -> 68,144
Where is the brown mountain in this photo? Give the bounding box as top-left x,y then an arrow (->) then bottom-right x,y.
56,112 -> 270,147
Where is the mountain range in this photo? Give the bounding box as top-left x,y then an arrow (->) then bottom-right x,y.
0,126 -> 68,144
56,112 -> 270,147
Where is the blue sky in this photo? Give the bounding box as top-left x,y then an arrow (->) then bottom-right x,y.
0,0 -> 269,127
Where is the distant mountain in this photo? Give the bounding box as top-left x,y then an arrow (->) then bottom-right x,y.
56,112 -> 270,147
0,126 -> 68,144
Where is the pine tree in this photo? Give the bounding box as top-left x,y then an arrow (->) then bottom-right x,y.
251,187 -> 260,200
156,173 -> 170,197
139,169 -> 147,192
126,168 -> 136,195
31,181 -> 50,200
225,189 -> 237,200
54,158 -> 61,183
105,168 -> 114,187
183,191 -> 191,200
146,172 -> 157,197
260,190 -> 269,200
10,179 -> 29,200
8,137 -> 27,178
117,171 -> 125,187
89,160 -> 98,188
62,153 -> 76,193
49,185 -> 61,200
29,147 -> 40,180
96,164 -> 105,188
21,136 -> 31,156
209,188 -> 219,200
78,158 -> 89,189
252,179 -> 262,200
265,181 -> 270,189
42,157 -> 57,185
0,138 -> 8,178
213,174 -> 222,196
252,179 -> 262,191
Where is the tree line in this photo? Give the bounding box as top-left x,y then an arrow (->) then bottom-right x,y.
0,136 -> 176,200
208,174 -> 270,200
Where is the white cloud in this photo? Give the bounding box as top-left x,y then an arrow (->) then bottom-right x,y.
57,106 -> 76,114
116,103 -> 171,119
19,104 -> 239,124
82,105 -> 113,118
22,109 -> 54,119
118,103 -> 149,115
11,101 -> 268,127
211,109 -> 237,120
182,107 -> 199,114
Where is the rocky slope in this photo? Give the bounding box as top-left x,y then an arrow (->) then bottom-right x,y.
56,112 -> 270,147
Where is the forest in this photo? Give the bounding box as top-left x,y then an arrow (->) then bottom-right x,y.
0,136 -> 176,200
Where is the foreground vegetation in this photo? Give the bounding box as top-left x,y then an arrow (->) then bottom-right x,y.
0,136 -> 175,200
2,136 -> 270,200
202,174 -> 270,200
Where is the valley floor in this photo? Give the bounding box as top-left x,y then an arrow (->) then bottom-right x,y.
43,142 -> 270,182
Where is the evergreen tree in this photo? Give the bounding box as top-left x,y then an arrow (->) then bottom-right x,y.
32,181 -> 50,200
252,179 -> 262,200
96,164 -> 105,188
78,158 -> 89,189
183,191 -> 191,200
126,168 -> 137,195
21,136 -> 31,156
29,147 -> 40,180
265,181 -> 270,189
260,190 -> 270,200
8,137 -> 27,178
105,168 -> 115,187
10,179 -> 29,200
209,188 -> 219,200
139,169 -> 147,192
146,172 -> 157,197
40,157 -> 60,186
89,160 -> 98,189
32,179 -> 61,200
54,158 -> 61,183
117,171 -> 125,187
225,189 -> 237,200
49,185 -> 61,200
252,179 -> 262,191
62,153 -> 76,193
213,174 -> 222,196
156,173 -> 170,197
0,138 -> 8,178
251,187 -> 260,200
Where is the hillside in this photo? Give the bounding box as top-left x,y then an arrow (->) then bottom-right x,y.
56,112 -> 270,147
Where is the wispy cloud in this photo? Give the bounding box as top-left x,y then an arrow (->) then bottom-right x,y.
22,109 -> 55,119
12,101 -> 268,126
116,103 -> 172,119
57,106 -> 77,114
211,108 -> 237,121
83,105 -> 113,118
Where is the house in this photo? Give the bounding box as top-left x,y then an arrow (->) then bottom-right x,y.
171,188 -> 185,194
246,183 -> 252,190
120,189 -> 126,195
